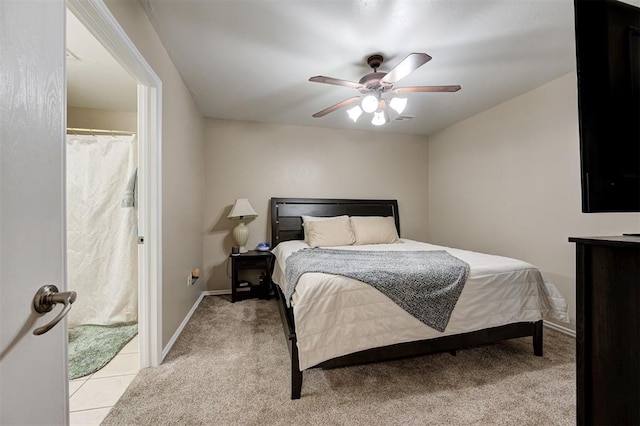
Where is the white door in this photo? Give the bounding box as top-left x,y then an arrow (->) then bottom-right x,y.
0,0 -> 68,424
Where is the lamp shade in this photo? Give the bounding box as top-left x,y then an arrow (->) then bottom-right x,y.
371,110 -> 387,126
227,198 -> 258,219
389,97 -> 407,114
347,105 -> 363,122
361,94 -> 379,113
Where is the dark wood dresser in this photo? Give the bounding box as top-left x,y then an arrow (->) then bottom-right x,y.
569,236 -> 640,425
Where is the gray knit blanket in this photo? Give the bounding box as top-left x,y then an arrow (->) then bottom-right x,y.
285,249 -> 470,332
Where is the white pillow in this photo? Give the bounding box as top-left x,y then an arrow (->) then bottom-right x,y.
301,215 -> 349,242
301,215 -> 349,223
304,216 -> 355,247
350,216 -> 400,245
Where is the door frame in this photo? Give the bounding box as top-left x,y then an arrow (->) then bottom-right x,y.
67,0 -> 163,367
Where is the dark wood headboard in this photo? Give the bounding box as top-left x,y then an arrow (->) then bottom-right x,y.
270,198 -> 400,248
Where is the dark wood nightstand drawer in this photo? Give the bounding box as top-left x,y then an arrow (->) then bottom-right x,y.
233,256 -> 267,269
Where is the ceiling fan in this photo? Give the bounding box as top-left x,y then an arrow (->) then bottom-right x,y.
309,53 -> 461,125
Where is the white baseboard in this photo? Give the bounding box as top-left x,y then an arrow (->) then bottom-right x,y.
161,290 -> 232,360
543,320 -> 576,338
161,292 -> 206,360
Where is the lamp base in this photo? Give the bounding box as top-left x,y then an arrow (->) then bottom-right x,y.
233,221 -> 250,254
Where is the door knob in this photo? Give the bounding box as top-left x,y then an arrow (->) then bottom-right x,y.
33,285 -> 77,335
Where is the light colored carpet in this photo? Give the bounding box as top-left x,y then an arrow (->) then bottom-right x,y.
68,323 -> 138,380
103,296 -> 575,425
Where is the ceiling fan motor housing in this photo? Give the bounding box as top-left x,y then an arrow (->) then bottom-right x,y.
357,54 -> 393,93
358,72 -> 390,92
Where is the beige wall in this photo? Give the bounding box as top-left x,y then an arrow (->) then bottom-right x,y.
203,118 -> 429,290
427,72 -> 640,326
105,0 -> 205,347
67,107 -> 136,132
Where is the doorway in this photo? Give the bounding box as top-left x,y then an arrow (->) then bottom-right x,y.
65,0 -> 162,423
66,7 -> 139,421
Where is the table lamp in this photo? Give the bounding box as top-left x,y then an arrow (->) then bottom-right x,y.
227,198 -> 258,253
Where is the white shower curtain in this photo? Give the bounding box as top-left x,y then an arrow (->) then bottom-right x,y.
66,134 -> 138,327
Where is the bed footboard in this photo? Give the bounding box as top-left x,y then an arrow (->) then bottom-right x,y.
275,283 -> 543,399
316,320 -> 544,369
275,285 -> 303,399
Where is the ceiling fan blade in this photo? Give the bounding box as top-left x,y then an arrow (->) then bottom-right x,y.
381,53 -> 432,84
312,96 -> 360,118
309,76 -> 364,90
393,85 -> 462,93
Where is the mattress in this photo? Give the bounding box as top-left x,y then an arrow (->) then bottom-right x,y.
271,239 -> 568,370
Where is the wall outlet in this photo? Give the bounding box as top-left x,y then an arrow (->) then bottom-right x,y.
186,273 -> 193,286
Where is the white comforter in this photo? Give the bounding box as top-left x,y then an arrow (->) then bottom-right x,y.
271,239 -> 568,370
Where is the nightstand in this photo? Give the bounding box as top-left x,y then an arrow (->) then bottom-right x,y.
230,250 -> 274,303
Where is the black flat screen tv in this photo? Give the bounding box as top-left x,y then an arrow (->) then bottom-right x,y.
574,0 -> 640,212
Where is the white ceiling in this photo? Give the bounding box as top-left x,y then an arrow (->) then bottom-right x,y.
140,0 -> 579,136
66,9 -> 137,113
68,0 -> 582,135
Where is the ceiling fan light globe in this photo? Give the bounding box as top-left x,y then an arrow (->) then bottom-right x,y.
371,111 -> 387,126
361,95 -> 379,113
347,106 -> 363,122
389,97 -> 407,114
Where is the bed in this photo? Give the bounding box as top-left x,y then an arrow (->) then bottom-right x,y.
269,197 -> 568,399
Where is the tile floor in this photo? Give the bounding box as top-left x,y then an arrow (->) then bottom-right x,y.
69,335 -> 140,425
